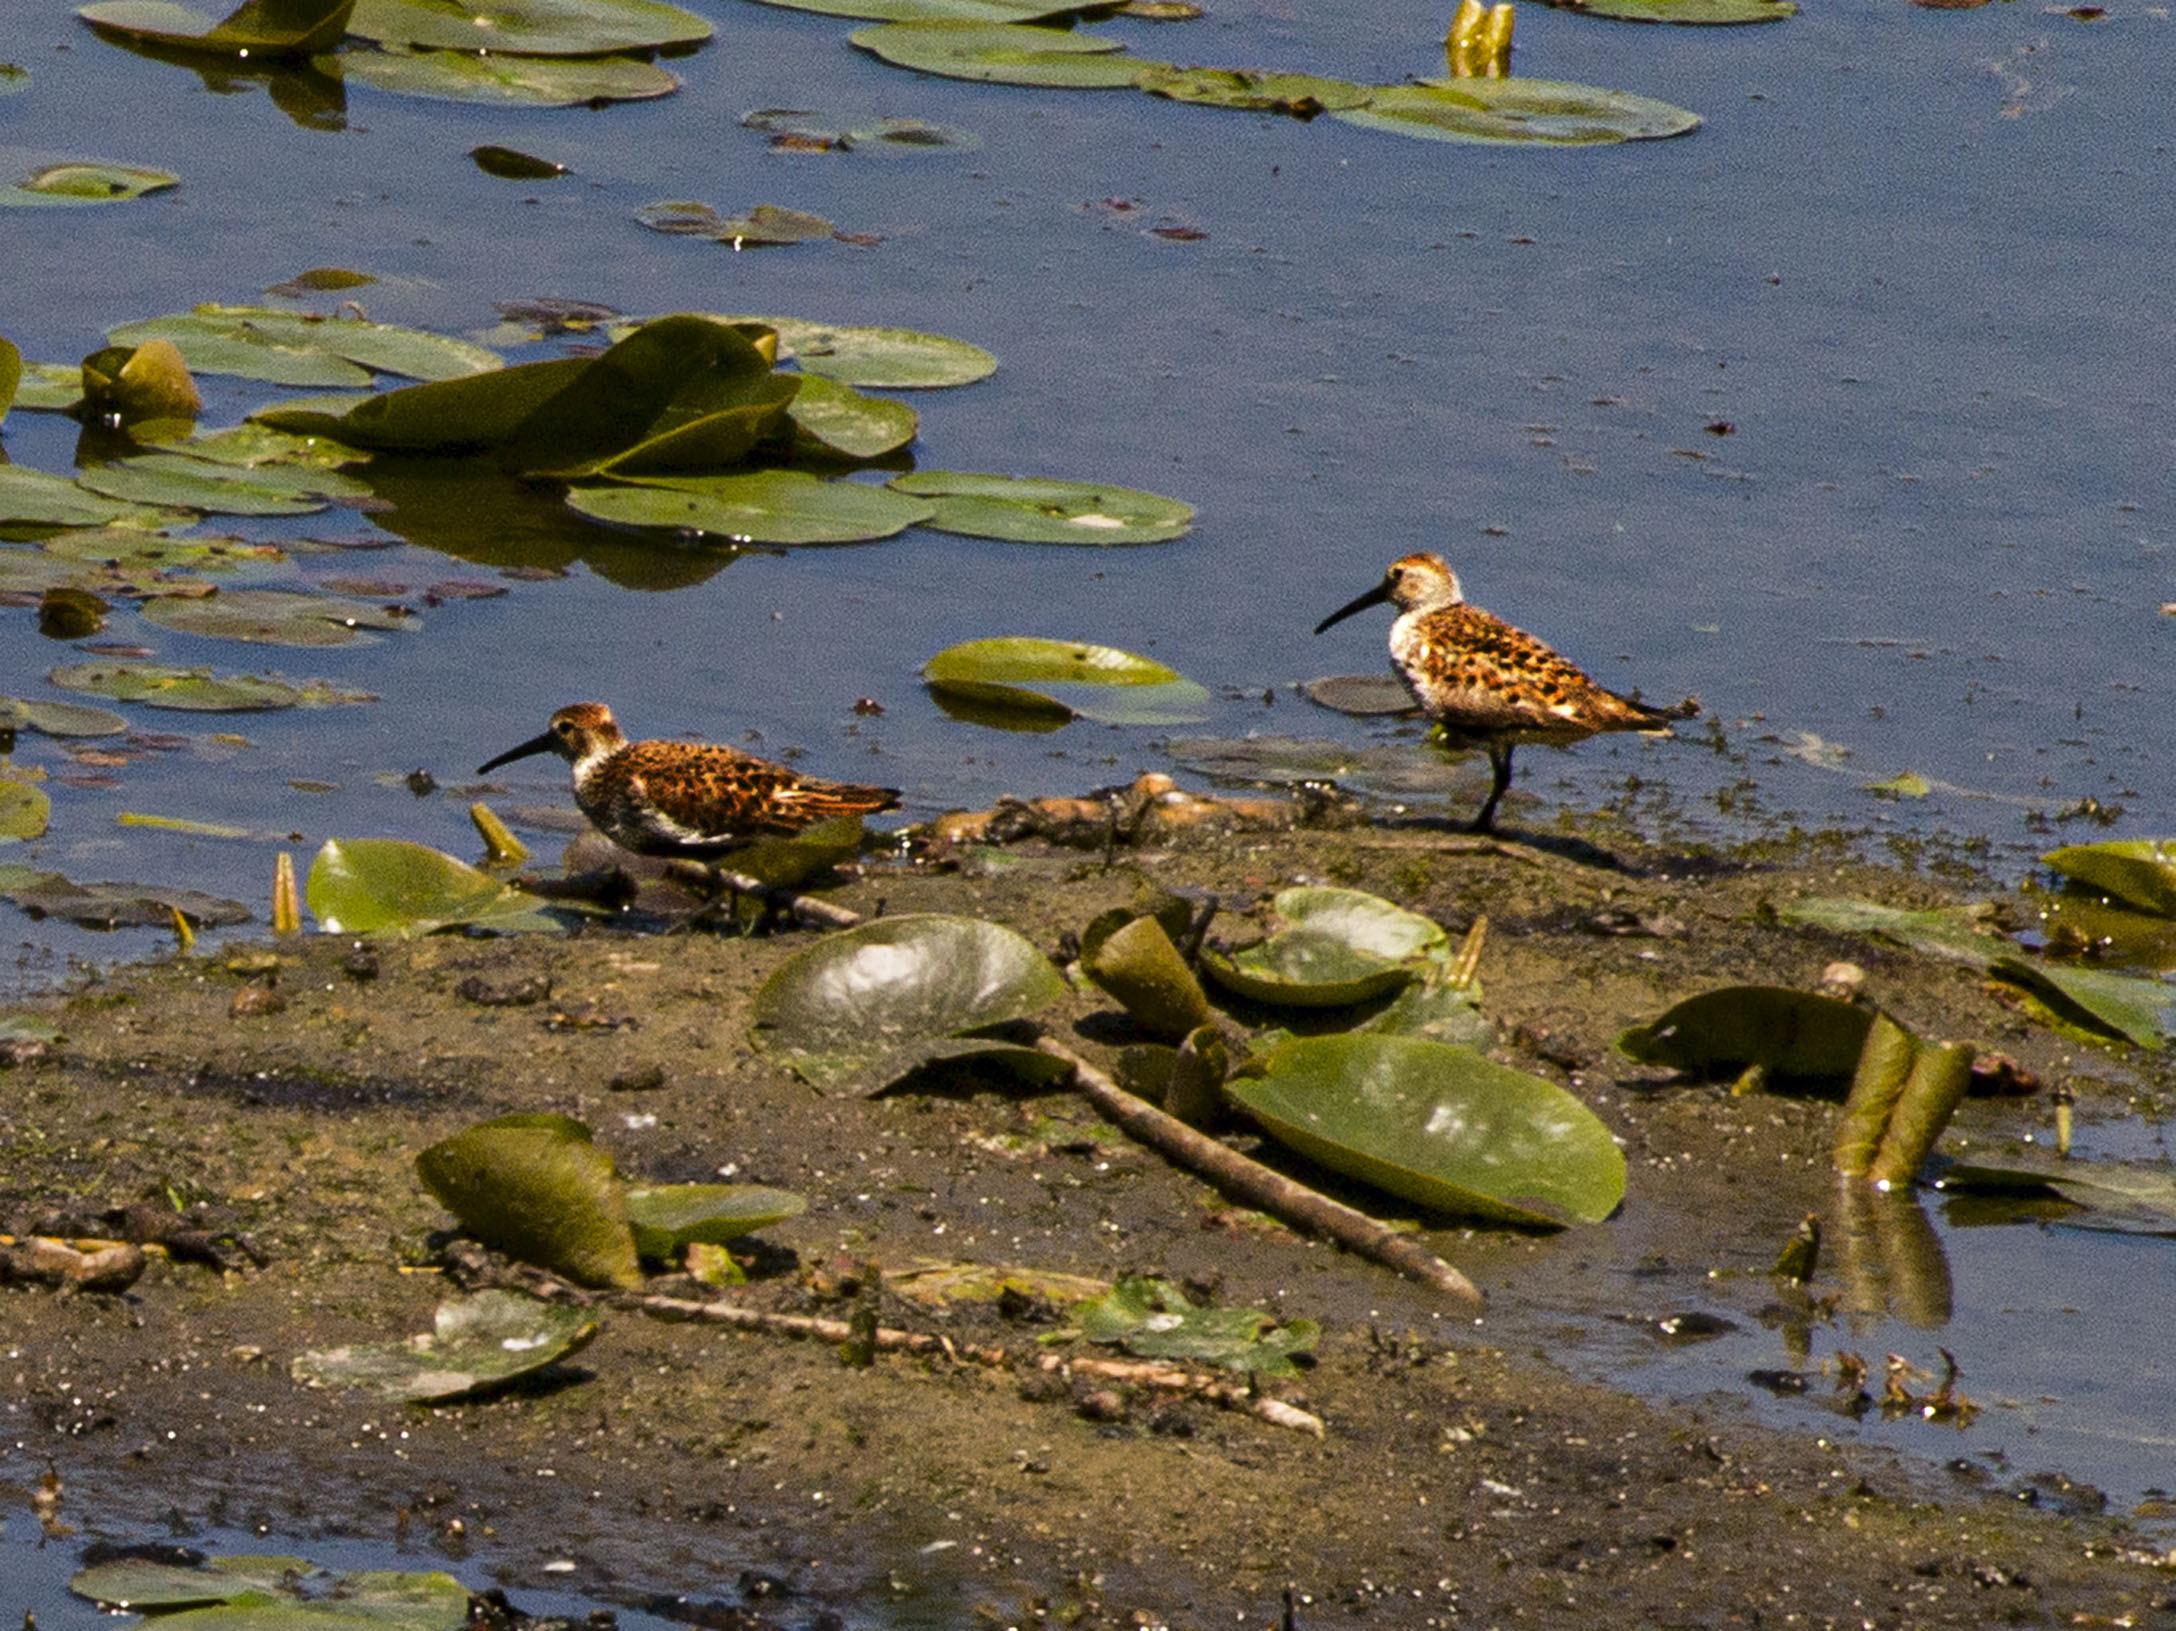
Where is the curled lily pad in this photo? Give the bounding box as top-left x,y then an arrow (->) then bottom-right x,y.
417,1114 -> 641,1287
77,0 -> 358,57
625,1184 -> 807,1257
888,470 -> 1192,544
1543,0 -> 1793,20
111,306 -> 502,386
743,108 -> 981,155
319,44 -> 681,106
0,156 -> 179,207
850,22 -> 1150,88
0,336 -> 20,425
787,374 -> 919,460
1081,913 -> 1212,1040
1229,1035 -> 1625,1226
748,912 -> 1065,1090
0,776 -> 50,842
1134,64 -> 1369,114
570,472 -> 934,545
143,588 -> 415,645
1333,78 -> 1701,145
923,637 -> 1211,726
2044,840 -> 2176,918
1077,1275 -> 1317,1375
0,697 -> 128,737
349,0 -> 711,55
1202,886 -> 1448,1008
293,1290 -> 600,1402
306,836 -> 567,935
1989,956 -> 2173,1050
1615,986 -> 1873,1080
49,660 -> 375,711
81,338 -> 202,427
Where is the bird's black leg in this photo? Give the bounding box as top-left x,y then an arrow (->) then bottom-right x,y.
1471,743 -> 1514,833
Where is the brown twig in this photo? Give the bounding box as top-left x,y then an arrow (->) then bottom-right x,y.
1033,1038 -> 1485,1312
662,862 -> 864,930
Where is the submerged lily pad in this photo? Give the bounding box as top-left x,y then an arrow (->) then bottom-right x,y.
1615,986 -> 1873,1080
1543,0 -> 1793,20
320,44 -> 681,106
417,1114 -> 641,1287
306,836 -> 566,935
2044,840 -> 2176,918
78,0 -> 358,57
1202,886 -> 1448,1008
570,472 -> 934,545
73,1556 -> 469,1617
50,661 -> 375,712
637,199 -> 838,244
1333,78 -> 1701,145
1134,64 -> 1370,114
1077,1275 -> 1318,1375
111,306 -> 502,386
1230,1034 -> 1624,1226
0,156 -> 179,207
748,912 -> 1065,1090
143,588 -> 414,646
743,107 -> 981,154
888,470 -> 1192,544
924,636 -> 1211,726
0,868 -> 251,929
292,1289 -> 601,1402
851,21 -> 1150,88
625,1184 -> 807,1257
0,697 -> 129,738
349,0 -> 711,55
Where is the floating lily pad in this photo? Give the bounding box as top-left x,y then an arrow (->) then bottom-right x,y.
50,661 -> 374,712
0,868 -> 251,929
293,1289 -> 600,1403
9,361 -> 89,411
786,374 -> 919,460
748,912 -> 1065,1090
306,836 -> 567,935
319,44 -> 681,106
0,466 -> 171,527
1230,1034 -> 1624,1227
1615,986 -> 1873,1080
0,65 -> 26,95
0,336 -> 16,426
75,453 -> 364,517
851,22 -> 1150,88
748,0 -> 1099,16
349,0 -> 710,53
77,0 -> 358,57
266,265 -> 378,295
2044,840 -> 2176,918
0,697 -> 128,737
0,156 -> 179,207
1937,1152 -> 2176,1236
888,470 -> 1192,544
1202,886 -> 1447,1008
111,306 -> 502,386
715,316 -> 996,389
570,472 -> 934,545
469,144 -> 569,179
923,636 -> 1211,725
636,199 -> 837,244
1302,674 -> 1419,716
143,588 -> 414,646
1076,1275 -> 1318,1375
625,1184 -> 807,1257
1332,78 -> 1701,145
1542,0 -> 1793,20
0,776 -> 49,842
73,1556 -> 469,1617
744,107 -> 981,155
1134,63 -> 1369,113
1990,956 -> 2173,1050
417,1114 -> 641,1287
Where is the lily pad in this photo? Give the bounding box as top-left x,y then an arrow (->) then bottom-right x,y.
1302,674 -> 1420,717
743,108 -> 981,154
0,868 -> 251,929
72,1556 -> 469,1618
292,1289 -> 601,1402
1615,986 -> 1873,1080
319,44 -> 681,107
81,338 -> 202,427
0,336 -> 15,427
1134,64 -> 1370,114
1332,78 -> 1701,145
786,374 -> 919,460
75,453 -> 364,517
349,0 -> 711,55
1778,895 -> 2008,967
143,588 -> 414,646
10,361 -> 92,411
748,912 -> 1066,1090
625,1184 -> 807,1257
469,144 -> 570,180
720,316 -> 996,388
50,661 -> 375,712
1229,1034 -> 1625,1226
0,466 -> 172,527
850,22 -> 1150,88
306,836 -> 567,934
0,776 -> 50,842
636,200 -> 838,245
1201,886 -> 1448,1008
2044,840 -> 2176,918
1542,0 -> 1794,21
110,306 -> 502,386
1076,1275 -> 1318,1375
923,636 -> 1211,726
0,697 -> 129,737
1080,913 -> 1213,1040
1937,1152 -> 2176,1236
569,472 -> 934,545
720,812 -> 869,889
887,470 -> 1192,544
748,0 -> 1102,16
0,156 -> 179,207
416,1113 -> 642,1287
1990,956 -> 2174,1050
1164,735 -> 1481,801
0,65 -> 26,95
77,0 -> 358,57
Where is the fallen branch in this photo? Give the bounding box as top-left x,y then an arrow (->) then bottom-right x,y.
1035,1038 -> 1485,1312
628,1293 -> 1324,1435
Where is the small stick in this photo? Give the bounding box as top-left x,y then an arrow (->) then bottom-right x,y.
1035,1038 -> 1485,1312
662,861 -> 864,930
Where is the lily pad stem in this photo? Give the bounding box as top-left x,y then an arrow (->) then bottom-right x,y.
1033,1038 -> 1485,1312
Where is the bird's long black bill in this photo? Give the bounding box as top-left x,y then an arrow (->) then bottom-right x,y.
1313,579 -> 1394,635
476,731 -> 557,775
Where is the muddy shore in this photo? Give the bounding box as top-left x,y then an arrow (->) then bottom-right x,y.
4,812 -> 2174,1629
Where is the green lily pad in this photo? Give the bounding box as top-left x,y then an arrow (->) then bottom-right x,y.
257,358 -> 591,450
887,470 -> 1192,544
1076,1275 -> 1318,1375
850,22 -> 1150,88
720,813 -> 868,888
1355,963 -> 1490,1047
1777,895 -> 2010,968
748,0 -> 1102,16
77,0 -> 358,57
786,374 -> 919,460
0,335 -> 20,428
80,337 -> 202,427
0,697 -> 128,737
350,0 -> 709,54
0,65 -> 26,95
10,361 -> 90,411
0,466 -> 172,527
2044,840 -> 2176,918
1615,986 -> 1873,1080
719,316 -> 995,389
74,454 -> 364,517
636,200 -> 838,244
319,44 -> 681,106
1543,0 -> 1793,21
1201,886 -> 1448,1008
293,1289 -> 602,1403
570,472 -> 934,545
0,776 -> 50,842
1134,64 -> 1370,113
748,912 -> 1066,1090
1937,1152 -> 2176,1236
1080,913 -> 1213,1040
50,661 -> 374,712
417,1114 -> 641,1287
1230,1034 -> 1624,1227
73,1556 -> 469,1619
1990,956 -> 2174,1050
0,156 -> 179,207
625,1184 -> 808,1257
306,836 -> 567,935
143,589 -> 414,646
923,636 -> 1211,726
110,306 -> 502,386
0,868 -> 251,929
1332,78 -> 1701,145
742,108 -> 982,154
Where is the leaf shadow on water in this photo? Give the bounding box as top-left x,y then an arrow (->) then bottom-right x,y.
82,33 -> 350,129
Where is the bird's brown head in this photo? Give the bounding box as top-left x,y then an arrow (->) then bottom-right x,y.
477,702 -> 626,775
1314,552 -> 1464,634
